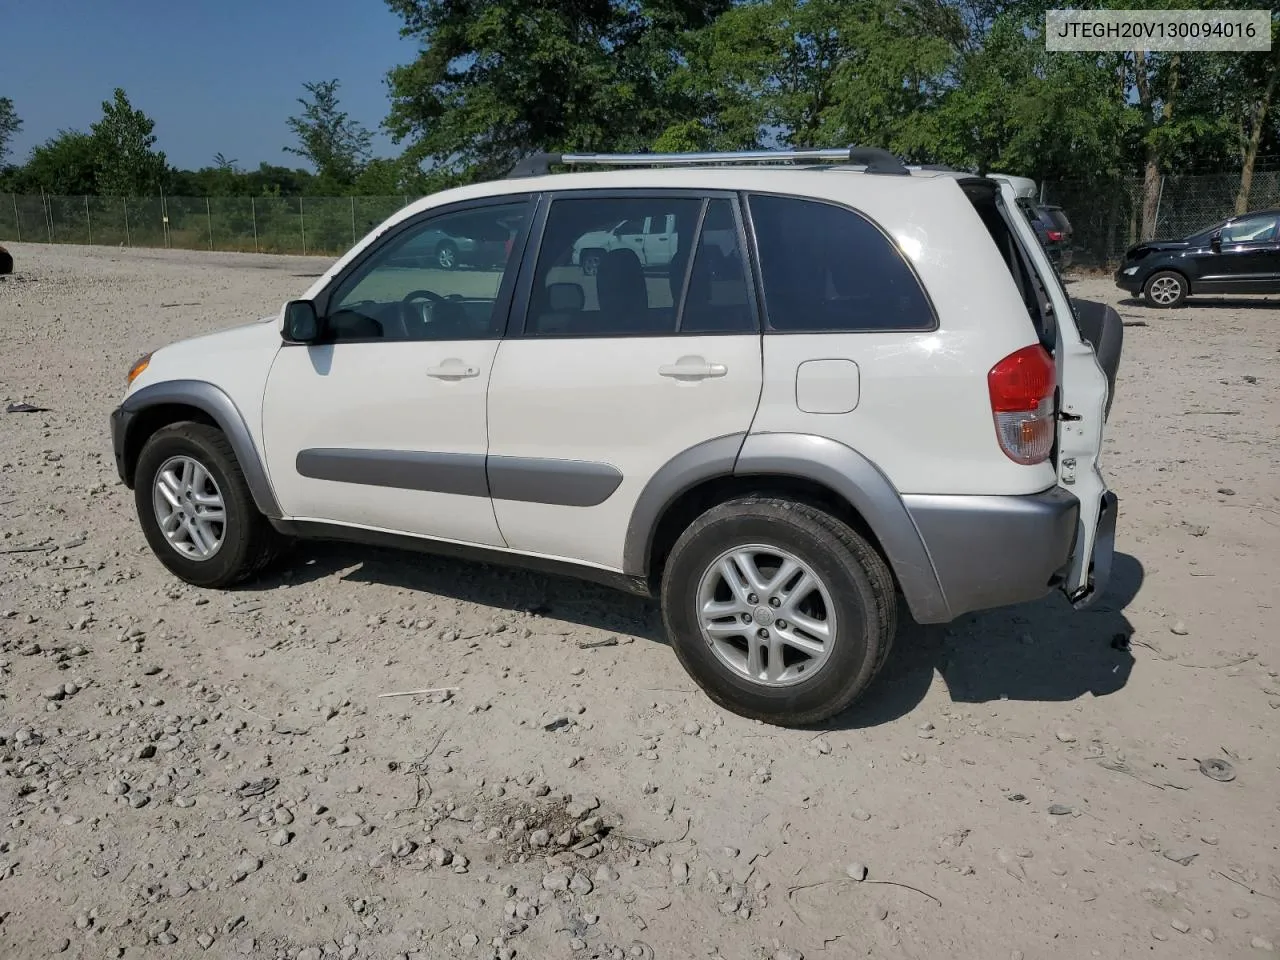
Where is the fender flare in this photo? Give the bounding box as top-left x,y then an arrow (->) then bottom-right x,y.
622,432 -> 951,624
119,379 -> 282,519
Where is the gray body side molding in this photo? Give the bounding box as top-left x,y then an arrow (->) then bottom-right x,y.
488,456 -> 622,507
621,433 -> 748,576
297,449 -> 489,498
121,380 -> 282,518
733,433 -> 951,624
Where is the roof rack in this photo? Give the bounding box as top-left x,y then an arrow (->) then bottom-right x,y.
505,145 -> 910,179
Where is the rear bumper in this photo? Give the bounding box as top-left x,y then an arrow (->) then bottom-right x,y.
903,487 -> 1079,620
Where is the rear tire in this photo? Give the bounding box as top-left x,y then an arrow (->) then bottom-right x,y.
134,422 -> 281,588
1142,270 -> 1187,308
660,498 -> 897,727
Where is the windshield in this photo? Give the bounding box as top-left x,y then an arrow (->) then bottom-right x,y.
1183,219 -> 1228,242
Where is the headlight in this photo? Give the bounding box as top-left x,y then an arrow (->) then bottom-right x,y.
127,352 -> 152,386
1122,266 -> 1139,276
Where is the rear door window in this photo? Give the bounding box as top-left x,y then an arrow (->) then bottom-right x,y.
523,196 -> 703,337
746,194 -> 935,332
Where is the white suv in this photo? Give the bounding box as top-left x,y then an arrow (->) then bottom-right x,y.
110,147 -> 1120,726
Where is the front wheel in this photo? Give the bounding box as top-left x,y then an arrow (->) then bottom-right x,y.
1143,270 -> 1187,308
660,498 -> 896,727
435,240 -> 458,270
134,422 -> 281,588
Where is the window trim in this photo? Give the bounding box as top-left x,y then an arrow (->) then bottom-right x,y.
292,192 -> 539,346
741,190 -> 940,335
507,187 -> 762,340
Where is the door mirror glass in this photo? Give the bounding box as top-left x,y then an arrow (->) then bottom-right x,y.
282,299 -> 321,343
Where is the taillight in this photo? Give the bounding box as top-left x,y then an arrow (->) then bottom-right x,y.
1045,230 -> 1064,242
988,345 -> 1055,465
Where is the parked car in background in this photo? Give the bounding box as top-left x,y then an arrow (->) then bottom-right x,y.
391,212 -> 521,270
1115,209 -> 1280,307
1017,199 -> 1074,270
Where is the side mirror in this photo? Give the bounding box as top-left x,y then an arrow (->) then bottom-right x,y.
1210,231 -> 1222,251
281,299 -> 321,343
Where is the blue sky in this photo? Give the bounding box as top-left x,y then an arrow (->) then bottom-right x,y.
2,0 -> 418,170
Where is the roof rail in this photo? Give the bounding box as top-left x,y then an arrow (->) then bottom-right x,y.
504,145 -> 910,178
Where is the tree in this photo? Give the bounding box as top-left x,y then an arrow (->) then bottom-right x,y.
6,130 -> 100,194
285,79 -> 373,188
384,0 -> 729,181
0,97 -> 21,163
90,88 -> 168,196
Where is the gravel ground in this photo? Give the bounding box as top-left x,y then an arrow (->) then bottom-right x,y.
1,241 -> 1278,960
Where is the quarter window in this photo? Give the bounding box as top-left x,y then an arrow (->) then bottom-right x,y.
324,201 -> 529,342
747,194 -> 935,332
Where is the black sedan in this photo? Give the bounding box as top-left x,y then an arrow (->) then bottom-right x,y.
1115,209 -> 1280,307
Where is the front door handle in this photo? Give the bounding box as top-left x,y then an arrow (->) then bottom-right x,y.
426,360 -> 480,380
658,357 -> 727,381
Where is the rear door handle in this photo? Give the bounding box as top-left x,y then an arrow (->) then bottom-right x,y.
658,357 -> 727,380
426,360 -> 480,380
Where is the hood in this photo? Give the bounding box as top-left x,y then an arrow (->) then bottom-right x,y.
1123,239 -> 1191,260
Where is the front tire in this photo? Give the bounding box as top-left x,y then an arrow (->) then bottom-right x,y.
660,498 -> 896,727
134,422 -> 280,588
436,240 -> 458,270
1143,270 -> 1187,308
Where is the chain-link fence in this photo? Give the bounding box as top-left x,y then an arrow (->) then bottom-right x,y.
0,195 -> 416,256
4,174 -> 1278,268
1043,171 -> 1280,269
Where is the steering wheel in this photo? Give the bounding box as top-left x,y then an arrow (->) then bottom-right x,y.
400,288 -> 445,336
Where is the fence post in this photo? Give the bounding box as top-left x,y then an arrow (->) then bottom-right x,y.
251,197 -> 259,253
11,194 -> 20,242
85,196 -> 93,245
351,196 -> 357,246
207,197 -> 214,251
123,198 -> 131,246
42,189 -> 52,242
300,198 -> 306,255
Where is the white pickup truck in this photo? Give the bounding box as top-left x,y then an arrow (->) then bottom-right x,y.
573,214 -> 737,274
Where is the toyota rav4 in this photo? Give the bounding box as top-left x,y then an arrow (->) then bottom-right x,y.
110,147 -> 1121,726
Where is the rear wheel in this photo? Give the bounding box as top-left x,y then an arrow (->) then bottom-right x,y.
660,498 -> 896,727
134,422 -> 281,588
580,249 -> 603,276
1143,270 -> 1187,308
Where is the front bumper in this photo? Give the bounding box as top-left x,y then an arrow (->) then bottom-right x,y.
902,487 -> 1081,620
1113,268 -> 1141,293
110,405 -> 133,486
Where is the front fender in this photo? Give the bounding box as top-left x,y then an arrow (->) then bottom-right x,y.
114,379 -> 282,518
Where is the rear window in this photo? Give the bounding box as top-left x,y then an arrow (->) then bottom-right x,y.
1044,208 -> 1072,232
747,194 -> 935,332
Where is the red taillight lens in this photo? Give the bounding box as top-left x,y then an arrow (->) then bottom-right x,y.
1046,230 -> 1064,242
989,345 -> 1055,464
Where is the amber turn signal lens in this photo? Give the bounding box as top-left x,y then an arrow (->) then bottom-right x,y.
127,353 -> 152,385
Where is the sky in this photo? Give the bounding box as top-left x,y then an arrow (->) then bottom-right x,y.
2,0 -> 419,171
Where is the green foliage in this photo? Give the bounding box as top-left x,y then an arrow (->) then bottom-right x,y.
285,79 -> 373,188
383,0 -> 730,181
0,97 -> 21,164
6,130 -> 100,194
90,88 -> 168,196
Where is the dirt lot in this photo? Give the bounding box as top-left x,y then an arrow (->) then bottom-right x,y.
1,242 -> 1278,960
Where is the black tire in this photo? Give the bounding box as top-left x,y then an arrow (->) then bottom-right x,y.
133,422 -> 281,588
660,498 -> 897,727
1142,270 -> 1187,308
435,240 -> 458,270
